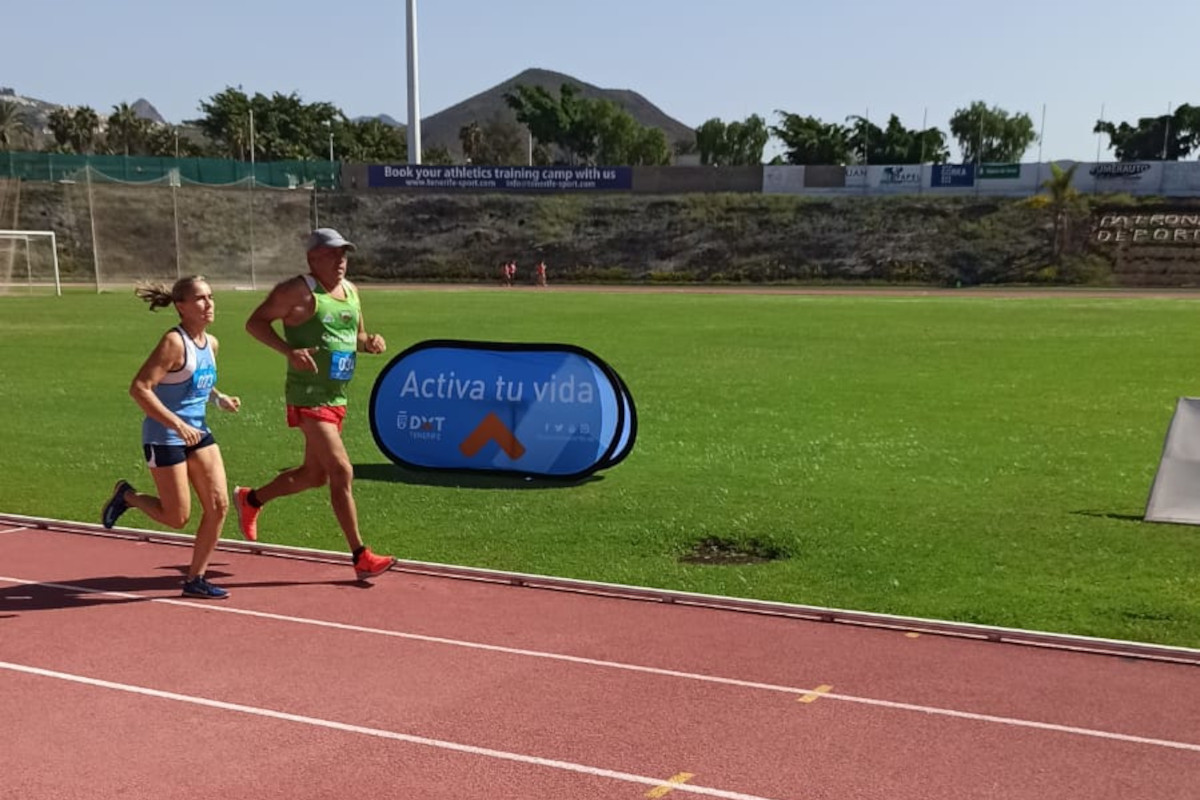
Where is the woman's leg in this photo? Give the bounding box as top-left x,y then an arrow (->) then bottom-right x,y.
184,444 -> 229,579
126,463 -> 192,530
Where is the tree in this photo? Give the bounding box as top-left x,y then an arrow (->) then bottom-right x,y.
143,125 -> 204,158
844,114 -> 949,164
70,106 -> 101,155
0,100 -> 33,150
459,121 -> 484,163
1040,162 -> 1081,262
695,118 -> 727,165
504,84 -> 571,161
1094,104 -> 1200,161
504,82 -> 668,166
695,115 -> 770,166
106,102 -> 149,156
422,145 -> 454,165
195,87 -> 345,161
949,101 -> 1037,163
342,118 -> 406,162
47,107 -> 73,149
195,87 -> 252,159
770,112 -> 850,165
476,115 -> 529,165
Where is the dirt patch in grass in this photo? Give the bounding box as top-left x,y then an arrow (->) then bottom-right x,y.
679,536 -> 788,565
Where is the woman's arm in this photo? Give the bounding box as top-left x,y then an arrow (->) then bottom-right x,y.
129,332 -> 206,445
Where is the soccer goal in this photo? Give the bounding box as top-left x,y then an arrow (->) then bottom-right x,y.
0,229 -> 62,295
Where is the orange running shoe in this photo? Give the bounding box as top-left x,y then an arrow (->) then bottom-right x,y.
354,547 -> 396,581
232,486 -> 260,542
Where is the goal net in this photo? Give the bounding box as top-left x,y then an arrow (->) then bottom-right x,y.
61,166 -> 319,292
0,229 -> 62,296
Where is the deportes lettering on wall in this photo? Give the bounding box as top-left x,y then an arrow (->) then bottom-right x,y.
369,340 -> 637,479
1093,210 -> 1200,244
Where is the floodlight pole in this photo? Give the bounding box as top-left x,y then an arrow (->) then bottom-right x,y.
406,0 -> 422,164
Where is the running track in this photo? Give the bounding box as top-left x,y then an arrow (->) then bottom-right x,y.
1,515 -> 1198,799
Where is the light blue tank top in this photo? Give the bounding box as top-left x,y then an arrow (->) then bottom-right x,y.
141,326 -> 217,446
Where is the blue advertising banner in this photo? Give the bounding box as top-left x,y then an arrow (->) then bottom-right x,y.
367,164 -> 633,191
930,164 -> 975,188
370,341 -> 637,479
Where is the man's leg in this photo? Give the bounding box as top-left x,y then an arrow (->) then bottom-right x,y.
233,426 -> 327,540
296,416 -> 363,550
252,441 -> 327,505
296,416 -> 395,579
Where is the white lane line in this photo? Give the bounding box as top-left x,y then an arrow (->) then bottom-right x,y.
2,575 -> 1198,754
0,526 -> 30,534
0,660 -> 778,800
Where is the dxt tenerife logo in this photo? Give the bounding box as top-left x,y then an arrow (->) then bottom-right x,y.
370,340 -> 637,479
396,411 -> 447,441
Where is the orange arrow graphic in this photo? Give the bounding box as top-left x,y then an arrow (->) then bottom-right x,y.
460,412 -> 526,460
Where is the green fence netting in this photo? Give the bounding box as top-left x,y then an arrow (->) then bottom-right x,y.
0,151 -> 340,189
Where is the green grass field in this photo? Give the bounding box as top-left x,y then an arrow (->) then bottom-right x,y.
2,287 -> 1198,647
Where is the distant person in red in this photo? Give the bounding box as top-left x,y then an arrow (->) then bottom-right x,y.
498,261 -> 510,287
506,261 -> 517,287
535,260 -> 547,287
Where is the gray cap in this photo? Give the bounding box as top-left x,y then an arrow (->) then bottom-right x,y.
305,228 -> 356,252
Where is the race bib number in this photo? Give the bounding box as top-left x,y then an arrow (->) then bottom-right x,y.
194,366 -> 216,392
329,351 -> 356,381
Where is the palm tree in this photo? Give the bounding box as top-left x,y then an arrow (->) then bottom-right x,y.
1041,162 -> 1080,262
459,122 -> 484,164
0,100 -> 34,150
70,106 -> 100,154
47,107 -> 73,149
107,102 -> 146,156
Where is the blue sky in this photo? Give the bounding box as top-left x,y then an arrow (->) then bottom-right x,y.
4,0 -> 1196,162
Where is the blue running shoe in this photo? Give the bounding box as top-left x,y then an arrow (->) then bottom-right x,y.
101,480 -> 134,529
181,576 -> 229,600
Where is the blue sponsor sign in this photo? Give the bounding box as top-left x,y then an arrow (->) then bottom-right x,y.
930,164 -> 975,188
367,164 -> 633,191
369,340 -> 637,479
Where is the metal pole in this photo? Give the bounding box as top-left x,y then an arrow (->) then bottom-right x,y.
86,166 -> 100,293
50,232 -> 61,296
1162,102 -> 1173,160
249,109 -> 257,289
406,0 -> 422,164
1034,104 -> 1046,196
863,107 -> 869,165
171,169 -> 181,279
919,107 -> 928,194
976,106 -> 984,166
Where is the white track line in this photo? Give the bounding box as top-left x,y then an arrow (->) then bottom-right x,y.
0,525 -> 29,534
0,660 -> 778,800
2,576 -> 1197,753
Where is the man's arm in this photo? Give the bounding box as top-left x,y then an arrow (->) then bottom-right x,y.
246,277 -> 319,372
350,282 -> 386,354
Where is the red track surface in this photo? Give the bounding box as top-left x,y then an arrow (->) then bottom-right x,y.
2,523 -> 1198,799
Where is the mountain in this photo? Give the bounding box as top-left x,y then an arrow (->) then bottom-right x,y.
416,68 -> 697,159
353,113 -> 403,127
1,88 -> 166,132
0,87 -> 58,128
131,98 -> 166,124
